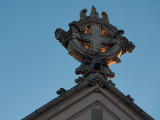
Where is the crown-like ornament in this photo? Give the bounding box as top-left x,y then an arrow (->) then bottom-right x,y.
55,6 -> 135,80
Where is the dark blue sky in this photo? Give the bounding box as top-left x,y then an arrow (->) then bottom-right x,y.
0,0 -> 160,120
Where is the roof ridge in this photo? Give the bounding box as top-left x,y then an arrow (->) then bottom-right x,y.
22,73 -> 154,120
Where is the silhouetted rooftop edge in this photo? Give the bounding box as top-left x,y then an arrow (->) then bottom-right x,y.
22,73 -> 154,120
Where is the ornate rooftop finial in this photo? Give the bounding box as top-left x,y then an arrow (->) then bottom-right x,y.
80,9 -> 87,20
90,6 -> 99,18
55,6 -> 135,80
101,11 -> 109,22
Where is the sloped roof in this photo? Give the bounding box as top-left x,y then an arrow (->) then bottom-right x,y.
22,73 -> 154,120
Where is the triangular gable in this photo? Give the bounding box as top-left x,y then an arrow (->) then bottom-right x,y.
22,73 -> 154,120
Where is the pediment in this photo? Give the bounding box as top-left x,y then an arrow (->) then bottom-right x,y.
33,85 -> 145,120
68,101 -> 120,120
23,73 -> 153,120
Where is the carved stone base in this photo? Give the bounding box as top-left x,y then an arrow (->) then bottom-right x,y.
75,56 -> 115,79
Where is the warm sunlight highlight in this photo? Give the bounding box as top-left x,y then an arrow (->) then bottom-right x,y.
85,44 -> 90,50
84,26 -> 90,34
101,27 -> 105,35
117,50 -> 122,58
101,47 -> 106,52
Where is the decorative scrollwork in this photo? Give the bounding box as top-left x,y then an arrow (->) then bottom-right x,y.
55,28 -> 68,48
56,88 -> 67,96
111,30 -> 135,55
108,80 -> 116,86
89,76 -> 105,88
55,6 -> 135,81
75,77 -> 84,84
126,94 -> 134,102
76,55 -> 115,79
